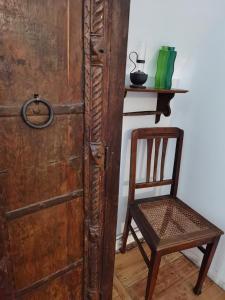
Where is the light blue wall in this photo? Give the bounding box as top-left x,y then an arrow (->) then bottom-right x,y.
117,0 -> 225,289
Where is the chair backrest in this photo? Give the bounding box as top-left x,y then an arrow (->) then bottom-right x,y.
128,127 -> 184,203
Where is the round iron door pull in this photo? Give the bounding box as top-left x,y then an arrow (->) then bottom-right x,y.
21,97 -> 54,129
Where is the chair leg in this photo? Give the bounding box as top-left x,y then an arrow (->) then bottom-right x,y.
193,237 -> 220,295
120,211 -> 132,253
145,252 -> 161,300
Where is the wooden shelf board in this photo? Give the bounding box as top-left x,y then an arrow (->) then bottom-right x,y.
123,111 -> 161,117
125,86 -> 188,95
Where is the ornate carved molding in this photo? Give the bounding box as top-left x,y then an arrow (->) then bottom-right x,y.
91,0 -> 105,35
90,36 -> 105,65
91,66 -> 104,142
90,142 -> 104,167
84,0 -> 107,299
83,0 -> 92,299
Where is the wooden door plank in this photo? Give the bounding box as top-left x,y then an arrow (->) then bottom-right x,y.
8,198 -> 84,291
0,115 -> 83,211
0,0 -> 83,105
0,1 -> 85,298
19,264 -> 83,300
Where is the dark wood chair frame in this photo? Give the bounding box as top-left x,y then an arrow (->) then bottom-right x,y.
120,127 -> 223,300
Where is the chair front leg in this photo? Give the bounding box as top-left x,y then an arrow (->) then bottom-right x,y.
145,251 -> 161,300
193,237 -> 220,295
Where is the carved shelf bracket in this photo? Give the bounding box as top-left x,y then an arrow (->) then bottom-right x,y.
155,92 -> 175,123
123,87 -> 188,124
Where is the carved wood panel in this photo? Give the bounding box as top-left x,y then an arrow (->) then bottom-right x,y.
0,1 -> 84,299
0,0 -> 130,298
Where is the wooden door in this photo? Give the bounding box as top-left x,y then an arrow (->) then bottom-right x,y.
0,1 -> 84,298
0,0 -> 130,299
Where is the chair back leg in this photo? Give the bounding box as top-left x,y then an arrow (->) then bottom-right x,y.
145,252 -> 161,300
120,212 -> 132,253
193,237 -> 220,295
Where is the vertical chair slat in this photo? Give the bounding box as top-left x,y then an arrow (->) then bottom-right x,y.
170,131 -> 184,197
160,138 -> 168,181
153,138 -> 161,182
146,139 -> 153,182
129,134 -> 138,203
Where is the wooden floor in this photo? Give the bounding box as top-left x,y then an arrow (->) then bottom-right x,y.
113,244 -> 225,300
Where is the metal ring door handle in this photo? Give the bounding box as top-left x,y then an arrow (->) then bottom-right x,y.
21,96 -> 54,129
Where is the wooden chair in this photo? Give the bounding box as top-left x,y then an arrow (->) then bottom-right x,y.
120,127 -> 223,300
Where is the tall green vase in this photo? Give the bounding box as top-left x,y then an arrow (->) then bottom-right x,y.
165,47 -> 177,89
155,46 -> 169,89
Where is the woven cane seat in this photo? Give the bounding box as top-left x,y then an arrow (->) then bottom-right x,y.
130,196 -> 222,249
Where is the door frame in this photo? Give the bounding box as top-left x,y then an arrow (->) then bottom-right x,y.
83,0 -> 130,299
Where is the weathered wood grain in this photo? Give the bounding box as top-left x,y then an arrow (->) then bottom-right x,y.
0,1 -> 85,299
19,264 -> 83,300
8,197 -> 84,290
0,115 -> 83,211
0,0 -> 83,105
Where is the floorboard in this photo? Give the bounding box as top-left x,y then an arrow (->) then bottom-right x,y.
113,244 -> 225,300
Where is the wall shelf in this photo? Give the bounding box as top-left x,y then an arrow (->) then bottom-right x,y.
123,86 -> 188,123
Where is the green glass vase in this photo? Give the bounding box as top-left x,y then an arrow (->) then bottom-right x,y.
165,47 -> 177,89
155,46 -> 169,89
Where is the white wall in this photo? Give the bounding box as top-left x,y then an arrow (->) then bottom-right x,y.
117,0 -> 225,290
